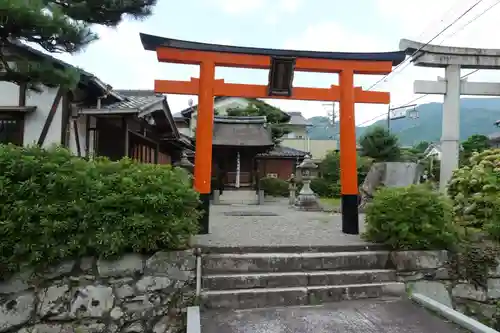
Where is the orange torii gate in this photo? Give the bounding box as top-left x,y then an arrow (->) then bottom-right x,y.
140,33 -> 405,235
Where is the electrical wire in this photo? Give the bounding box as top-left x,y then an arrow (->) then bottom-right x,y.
414,0 -> 467,41
438,0 -> 500,43
357,0 -> 500,127
356,69 -> 480,128
366,0 -> 485,91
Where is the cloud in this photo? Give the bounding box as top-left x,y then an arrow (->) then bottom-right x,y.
279,0 -> 302,13
209,0 -> 266,14
270,0 -> 500,126
209,0 -> 302,15
267,21 -> 404,124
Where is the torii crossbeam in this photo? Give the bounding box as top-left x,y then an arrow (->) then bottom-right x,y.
140,33 -> 406,235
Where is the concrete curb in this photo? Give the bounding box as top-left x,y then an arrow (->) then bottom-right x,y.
187,306 -> 201,333
410,293 -> 499,333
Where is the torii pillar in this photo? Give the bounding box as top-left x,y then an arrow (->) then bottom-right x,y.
400,39 -> 500,192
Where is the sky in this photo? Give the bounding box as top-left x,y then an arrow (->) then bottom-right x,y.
54,0 -> 500,126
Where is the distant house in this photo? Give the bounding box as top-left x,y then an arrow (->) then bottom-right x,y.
0,43 -> 191,164
423,143 -> 442,160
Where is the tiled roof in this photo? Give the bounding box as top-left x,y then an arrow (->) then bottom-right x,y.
258,145 -> 307,158
104,90 -> 164,110
287,111 -> 311,126
214,115 -> 267,124
11,41 -> 121,100
213,117 -> 273,147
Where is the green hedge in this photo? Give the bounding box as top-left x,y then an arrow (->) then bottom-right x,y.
448,149 -> 500,238
259,177 -> 289,197
0,145 -> 200,276
363,184 -> 457,250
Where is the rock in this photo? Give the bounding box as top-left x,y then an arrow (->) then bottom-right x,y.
70,285 -> 114,318
153,316 -> 169,333
114,283 -> 135,299
136,277 -> 172,293
18,323 -> 106,333
0,292 -> 35,333
122,322 -> 144,333
452,283 -> 487,302
110,307 -> 124,320
145,251 -> 195,279
488,278 -> 500,299
97,254 -> 144,278
410,281 -> 453,307
359,162 -> 423,210
41,261 -> 75,279
80,257 -> 95,273
0,269 -> 33,295
390,251 -> 448,271
17,324 -> 70,333
37,284 -> 70,318
74,323 -> 107,333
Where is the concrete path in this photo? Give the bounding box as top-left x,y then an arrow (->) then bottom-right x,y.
192,203 -> 369,248
201,298 -> 469,333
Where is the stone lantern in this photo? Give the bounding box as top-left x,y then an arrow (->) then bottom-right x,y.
295,155 -> 322,211
174,151 -> 194,174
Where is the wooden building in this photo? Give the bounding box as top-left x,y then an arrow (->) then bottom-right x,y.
0,43 -> 192,163
209,115 -> 308,190
173,98 -> 308,189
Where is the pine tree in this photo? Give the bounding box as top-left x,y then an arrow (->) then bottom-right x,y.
0,0 -> 156,89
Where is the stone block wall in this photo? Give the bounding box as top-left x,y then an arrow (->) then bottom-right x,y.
392,250 -> 500,327
0,250 -> 196,333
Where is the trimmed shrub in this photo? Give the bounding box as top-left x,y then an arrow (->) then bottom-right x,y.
308,178 -> 340,198
0,144 -> 200,276
363,184 -> 457,250
448,149 -> 500,239
259,177 -> 289,197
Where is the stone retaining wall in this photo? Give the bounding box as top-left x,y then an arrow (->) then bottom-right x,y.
0,250 -> 196,333
392,250 -> 500,328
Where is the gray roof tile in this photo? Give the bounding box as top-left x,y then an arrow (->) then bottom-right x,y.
104,90 -> 163,110
258,145 -> 307,157
213,117 -> 273,146
286,111 -> 311,126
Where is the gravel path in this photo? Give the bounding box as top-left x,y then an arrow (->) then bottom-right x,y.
191,202 -> 370,248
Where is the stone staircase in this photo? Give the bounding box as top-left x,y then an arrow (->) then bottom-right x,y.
200,248 -> 405,309
218,189 -> 258,205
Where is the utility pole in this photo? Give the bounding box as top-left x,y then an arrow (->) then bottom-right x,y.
322,102 -> 337,140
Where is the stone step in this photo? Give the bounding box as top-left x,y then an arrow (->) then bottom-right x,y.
197,244 -> 389,254
203,251 -> 391,274
201,282 -> 405,310
203,269 -> 397,290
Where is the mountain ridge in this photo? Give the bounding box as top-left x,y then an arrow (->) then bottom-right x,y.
307,98 -> 500,146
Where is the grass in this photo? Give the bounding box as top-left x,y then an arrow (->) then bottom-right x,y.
320,197 -> 341,207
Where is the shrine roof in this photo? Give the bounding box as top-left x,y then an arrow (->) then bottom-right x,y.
213,116 -> 273,147
140,33 -> 406,66
257,145 -> 308,158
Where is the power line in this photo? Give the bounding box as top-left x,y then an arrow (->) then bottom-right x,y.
414,0 -> 467,41
438,0 -> 500,43
357,69 -> 480,127
366,0 -> 485,91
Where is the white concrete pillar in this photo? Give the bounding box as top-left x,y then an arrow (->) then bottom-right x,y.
440,64 -> 461,193
235,151 -> 240,188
